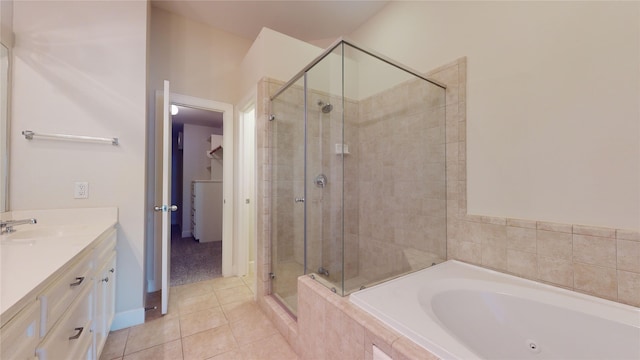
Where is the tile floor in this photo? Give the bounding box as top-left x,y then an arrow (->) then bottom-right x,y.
100,276 -> 298,360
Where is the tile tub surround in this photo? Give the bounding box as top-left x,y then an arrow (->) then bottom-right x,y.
427,58 -> 640,308
295,275 -> 438,360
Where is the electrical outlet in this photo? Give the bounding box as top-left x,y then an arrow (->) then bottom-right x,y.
74,182 -> 89,199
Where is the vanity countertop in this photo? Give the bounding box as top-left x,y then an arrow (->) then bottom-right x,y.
0,207 -> 118,326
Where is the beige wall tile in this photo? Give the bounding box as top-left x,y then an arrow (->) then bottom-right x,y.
453,240 -> 482,265
507,226 -> 536,253
538,256 -> 573,287
507,250 -> 538,279
537,221 -> 573,233
573,225 -> 615,238
363,322 -> 399,358
506,218 -> 537,229
481,236 -> 508,271
537,230 -> 572,261
573,234 -> 617,268
617,229 -> 640,242
297,278 -> 327,359
617,239 -> 640,273
391,337 -> 439,360
459,221 -> 505,244
573,263 -> 617,300
617,270 -> 640,307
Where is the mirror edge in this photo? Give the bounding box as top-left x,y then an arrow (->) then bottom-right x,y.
0,0 -> 13,212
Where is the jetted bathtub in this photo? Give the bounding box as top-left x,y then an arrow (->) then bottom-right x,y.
350,260 -> 640,360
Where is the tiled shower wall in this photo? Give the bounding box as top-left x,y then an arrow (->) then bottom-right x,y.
355,78 -> 447,285
264,75 -> 448,294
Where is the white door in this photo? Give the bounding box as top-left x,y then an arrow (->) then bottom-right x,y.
155,80 -> 176,314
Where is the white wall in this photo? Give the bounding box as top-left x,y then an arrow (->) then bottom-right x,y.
237,27 -> 323,102
10,1 -> 148,328
149,6 -> 252,104
350,1 -> 640,230
181,123 -> 217,237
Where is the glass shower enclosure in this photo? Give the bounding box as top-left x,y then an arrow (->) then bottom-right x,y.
270,39 -> 447,316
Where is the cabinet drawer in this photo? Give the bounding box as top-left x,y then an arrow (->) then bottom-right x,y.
39,252 -> 92,336
0,299 -> 39,360
36,286 -> 92,360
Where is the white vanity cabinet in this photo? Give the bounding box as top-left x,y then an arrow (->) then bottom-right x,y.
35,227 -> 117,360
0,217 -> 117,360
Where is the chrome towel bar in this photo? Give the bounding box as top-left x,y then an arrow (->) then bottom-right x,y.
22,130 -> 119,145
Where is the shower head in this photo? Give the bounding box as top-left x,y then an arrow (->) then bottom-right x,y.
317,100 -> 333,114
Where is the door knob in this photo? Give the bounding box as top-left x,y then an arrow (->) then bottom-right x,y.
154,205 -> 178,212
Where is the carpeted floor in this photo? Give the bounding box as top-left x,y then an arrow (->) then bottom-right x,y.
170,225 -> 222,286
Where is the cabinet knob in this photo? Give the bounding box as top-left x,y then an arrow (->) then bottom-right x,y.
102,277 -> 109,283
109,268 -> 115,273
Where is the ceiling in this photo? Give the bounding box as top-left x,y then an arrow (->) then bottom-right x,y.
151,0 -> 390,43
172,105 -> 223,128
155,0 -> 390,128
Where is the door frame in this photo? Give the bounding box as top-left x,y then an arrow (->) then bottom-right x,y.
236,98 -> 257,279
149,91 -> 235,293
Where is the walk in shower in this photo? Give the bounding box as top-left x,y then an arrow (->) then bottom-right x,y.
270,39 -> 447,316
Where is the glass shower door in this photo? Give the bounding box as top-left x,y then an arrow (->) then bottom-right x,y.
270,78 -> 305,315
304,44 -> 346,294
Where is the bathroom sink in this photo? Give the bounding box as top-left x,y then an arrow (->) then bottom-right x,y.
0,225 -> 95,244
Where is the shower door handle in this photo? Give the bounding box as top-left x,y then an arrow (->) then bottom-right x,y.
294,197 -> 305,203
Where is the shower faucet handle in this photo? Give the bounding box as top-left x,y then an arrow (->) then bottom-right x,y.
294,197 -> 305,203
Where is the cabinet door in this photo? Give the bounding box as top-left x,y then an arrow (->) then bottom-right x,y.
0,300 -> 39,360
94,252 -> 116,356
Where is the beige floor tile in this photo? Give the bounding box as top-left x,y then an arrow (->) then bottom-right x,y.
221,300 -> 262,323
239,333 -> 298,360
125,317 -> 181,355
182,325 -> 238,360
180,306 -> 229,337
176,281 -> 215,300
207,276 -> 246,290
179,292 -> 220,315
123,339 -> 183,360
100,328 -> 129,360
215,285 -> 254,305
229,310 -> 278,345
207,349 -> 245,360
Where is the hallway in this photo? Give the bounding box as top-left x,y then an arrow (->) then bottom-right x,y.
170,225 -> 222,286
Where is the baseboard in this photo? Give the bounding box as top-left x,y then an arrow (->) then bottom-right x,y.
181,230 -> 192,238
110,307 -> 145,331
147,279 -> 159,293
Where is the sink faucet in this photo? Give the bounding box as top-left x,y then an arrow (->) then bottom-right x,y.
1,218 -> 38,234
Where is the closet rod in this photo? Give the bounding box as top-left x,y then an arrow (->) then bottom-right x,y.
22,130 -> 119,145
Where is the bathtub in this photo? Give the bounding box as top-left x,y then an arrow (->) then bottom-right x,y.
350,260 -> 640,360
